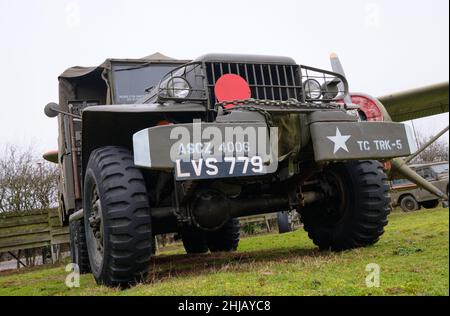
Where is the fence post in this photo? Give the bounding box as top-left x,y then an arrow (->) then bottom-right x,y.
265,216 -> 271,232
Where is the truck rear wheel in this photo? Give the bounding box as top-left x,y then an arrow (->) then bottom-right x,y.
182,218 -> 241,253
84,146 -> 153,287
300,160 -> 390,251
69,219 -> 90,274
181,228 -> 208,254
206,218 -> 240,252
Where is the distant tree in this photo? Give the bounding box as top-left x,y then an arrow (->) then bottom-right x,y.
0,145 -> 58,214
411,133 -> 449,164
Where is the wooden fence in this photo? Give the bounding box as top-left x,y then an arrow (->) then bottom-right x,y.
0,209 -> 69,259
239,213 -> 279,232
0,209 -> 296,267
0,210 -> 280,254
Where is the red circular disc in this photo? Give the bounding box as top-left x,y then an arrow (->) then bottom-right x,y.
214,74 -> 251,108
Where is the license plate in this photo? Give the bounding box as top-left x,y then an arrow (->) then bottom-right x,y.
133,121 -> 278,180
175,156 -> 266,180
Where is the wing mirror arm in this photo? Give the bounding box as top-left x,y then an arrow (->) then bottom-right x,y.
44,102 -> 82,120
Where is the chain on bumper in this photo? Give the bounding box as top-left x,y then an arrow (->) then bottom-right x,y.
215,98 -> 341,127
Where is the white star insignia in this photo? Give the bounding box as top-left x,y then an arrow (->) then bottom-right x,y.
327,127 -> 351,154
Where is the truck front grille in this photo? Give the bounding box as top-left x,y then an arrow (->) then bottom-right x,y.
204,62 -> 303,105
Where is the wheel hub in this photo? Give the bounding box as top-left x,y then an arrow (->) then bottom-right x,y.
315,170 -> 347,225
404,200 -> 414,210
88,188 -> 104,253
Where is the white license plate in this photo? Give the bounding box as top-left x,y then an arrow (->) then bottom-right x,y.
175,156 -> 266,180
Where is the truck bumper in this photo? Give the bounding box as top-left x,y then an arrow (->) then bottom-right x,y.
310,121 -> 417,162
133,120 -> 278,180
133,117 -> 417,179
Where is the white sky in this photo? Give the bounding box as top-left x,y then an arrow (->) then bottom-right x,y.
0,0 -> 448,155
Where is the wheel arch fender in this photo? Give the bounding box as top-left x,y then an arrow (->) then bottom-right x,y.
81,105 -> 205,180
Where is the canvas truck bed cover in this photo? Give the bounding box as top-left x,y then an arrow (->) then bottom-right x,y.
57,52 -> 188,108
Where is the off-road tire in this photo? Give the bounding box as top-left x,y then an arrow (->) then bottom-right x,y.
400,195 -> 419,212
300,160 -> 390,251
206,218 -> 240,252
181,227 -> 208,254
84,146 -> 153,287
420,199 -> 439,209
277,211 -> 292,233
69,219 -> 90,274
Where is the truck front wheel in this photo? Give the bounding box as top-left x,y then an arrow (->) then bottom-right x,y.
84,146 -> 153,287
300,160 -> 390,251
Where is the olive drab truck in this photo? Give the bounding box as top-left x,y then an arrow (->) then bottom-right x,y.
43,52 -> 448,287
390,161 -> 448,212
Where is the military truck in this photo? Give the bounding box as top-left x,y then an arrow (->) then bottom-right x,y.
44,52 -> 418,287
390,161 -> 448,212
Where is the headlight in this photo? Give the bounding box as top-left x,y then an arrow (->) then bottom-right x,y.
303,79 -> 322,100
166,77 -> 191,98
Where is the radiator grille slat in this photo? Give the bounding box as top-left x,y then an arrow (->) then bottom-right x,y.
205,62 -> 303,105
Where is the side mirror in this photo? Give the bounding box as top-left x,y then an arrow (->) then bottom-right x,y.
44,102 -> 82,120
44,102 -> 61,118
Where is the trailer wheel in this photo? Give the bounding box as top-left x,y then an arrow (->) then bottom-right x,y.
69,219 -> 90,274
300,160 -> 390,251
400,195 -> 419,212
206,218 -> 240,252
277,211 -> 292,233
84,146 -> 153,287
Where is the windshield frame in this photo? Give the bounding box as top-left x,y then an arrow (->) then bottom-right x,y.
110,60 -> 187,104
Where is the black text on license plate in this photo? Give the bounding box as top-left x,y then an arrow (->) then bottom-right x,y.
175,156 -> 265,180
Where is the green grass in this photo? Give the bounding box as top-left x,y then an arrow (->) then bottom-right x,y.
0,207 -> 448,296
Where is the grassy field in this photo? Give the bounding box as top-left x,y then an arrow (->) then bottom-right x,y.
0,207 -> 448,296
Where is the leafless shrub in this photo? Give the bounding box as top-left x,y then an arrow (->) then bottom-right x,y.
0,145 -> 58,214
411,134 -> 449,164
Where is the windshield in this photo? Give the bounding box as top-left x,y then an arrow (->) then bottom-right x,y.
430,163 -> 449,174
112,63 -> 179,104
391,178 -> 414,186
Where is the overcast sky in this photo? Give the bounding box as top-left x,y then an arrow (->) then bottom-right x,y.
0,0 -> 448,155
